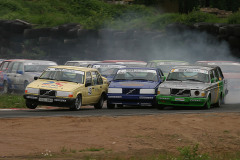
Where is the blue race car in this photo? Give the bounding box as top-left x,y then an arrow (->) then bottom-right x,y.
88,63 -> 126,83
107,67 -> 165,109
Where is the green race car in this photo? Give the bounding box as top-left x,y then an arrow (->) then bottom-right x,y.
156,65 -> 228,109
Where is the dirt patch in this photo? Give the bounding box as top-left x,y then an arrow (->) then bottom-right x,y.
0,113 -> 240,159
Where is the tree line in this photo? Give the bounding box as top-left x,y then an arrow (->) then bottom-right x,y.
132,0 -> 240,13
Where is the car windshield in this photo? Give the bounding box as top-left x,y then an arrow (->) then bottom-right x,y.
93,65 -> 125,77
167,68 -> 209,83
39,68 -> 85,84
24,65 -> 55,72
114,69 -> 158,81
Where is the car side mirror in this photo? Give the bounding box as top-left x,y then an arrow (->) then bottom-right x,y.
17,70 -> 23,74
85,82 -> 91,87
34,76 -> 38,80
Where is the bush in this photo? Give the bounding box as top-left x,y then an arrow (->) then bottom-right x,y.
182,11 -> 219,25
228,11 -> 240,24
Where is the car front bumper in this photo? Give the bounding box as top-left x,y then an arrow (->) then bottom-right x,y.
24,94 -> 76,107
156,95 -> 207,107
107,94 -> 156,106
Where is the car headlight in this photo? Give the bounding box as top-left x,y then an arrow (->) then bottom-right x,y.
191,90 -> 206,97
140,89 -> 155,94
56,91 -> 73,97
108,88 -> 122,94
158,88 -> 170,95
25,88 -> 39,94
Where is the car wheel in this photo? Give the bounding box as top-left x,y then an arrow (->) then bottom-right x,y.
214,95 -> 222,108
157,104 -> 165,110
107,101 -> 115,109
3,81 -> 9,94
26,100 -> 38,109
94,94 -> 104,109
117,104 -> 123,108
221,94 -> 225,105
70,95 -> 82,111
203,96 -> 211,109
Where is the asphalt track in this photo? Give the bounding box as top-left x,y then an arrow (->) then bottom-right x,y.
0,102 -> 240,118
1,91 -> 240,118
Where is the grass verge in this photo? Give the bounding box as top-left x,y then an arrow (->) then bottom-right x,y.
0,94 -> 26,108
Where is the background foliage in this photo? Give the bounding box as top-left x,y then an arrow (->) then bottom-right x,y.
0,0 -> 239,30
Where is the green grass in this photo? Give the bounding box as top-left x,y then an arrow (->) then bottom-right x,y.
0,0 -> 238,30
0,94 -> 26,108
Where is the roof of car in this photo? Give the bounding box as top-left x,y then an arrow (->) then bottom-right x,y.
148,60 -> 189,63
65,60 -> 100,63
196,61 -> 240,65
49,65 -> 98,71
91,63 -> 126,66
101,60 -> 146,64
171,65 -> 215,71
118,67 -> 158,70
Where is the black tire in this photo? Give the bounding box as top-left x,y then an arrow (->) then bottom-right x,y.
2,81 -> 9,94
26,100 -> 38,109
157,104 -> 165,110
117,104 -> 123,108
107,101 -> 115,109
214,95 -> 222,108
70,95 -> 82,111
94,94 -> 104,109
203,96 -> 211,109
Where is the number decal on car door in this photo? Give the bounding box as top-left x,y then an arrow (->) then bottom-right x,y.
88,87 -> 92,95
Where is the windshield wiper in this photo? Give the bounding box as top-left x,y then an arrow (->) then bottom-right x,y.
185,79 -> 204,82
131,79 -> 146,81
167,78 -> 182,81
39,77 -> 55,80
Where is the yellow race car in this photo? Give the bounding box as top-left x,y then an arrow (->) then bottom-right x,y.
23,66 -> 108,110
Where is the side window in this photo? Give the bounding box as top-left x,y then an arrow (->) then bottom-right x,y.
85,72 -> 92,86
91,71 -> 98,85
10,62 -> 20,73
213,69 -> 219,81
209,71 -> 214,80
95,71 -> 103,85
217,67 -> 224,79
0,62 -> 9,71
18,63 -> 24,72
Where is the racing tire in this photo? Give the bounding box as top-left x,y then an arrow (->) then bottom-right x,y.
214,95 -> 222,108
107,102 -> 115,109
2,81 -> 9,94
157,104 -> 165,110
26,100 -> 38,109
203,96 -> 211,109
117,104 -> 123,108
70,95 -> 82,111
221,94 -> 225,105
94,94 -> 104,109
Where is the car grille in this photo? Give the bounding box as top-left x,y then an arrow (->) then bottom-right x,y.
40,89 -> 56,96
171,89 -> 190,97
122,88 -> 140,95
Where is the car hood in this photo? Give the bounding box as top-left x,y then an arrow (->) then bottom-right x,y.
109,81 -> 159,89
160,81 -> 210,90
27,79 -> 83,91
